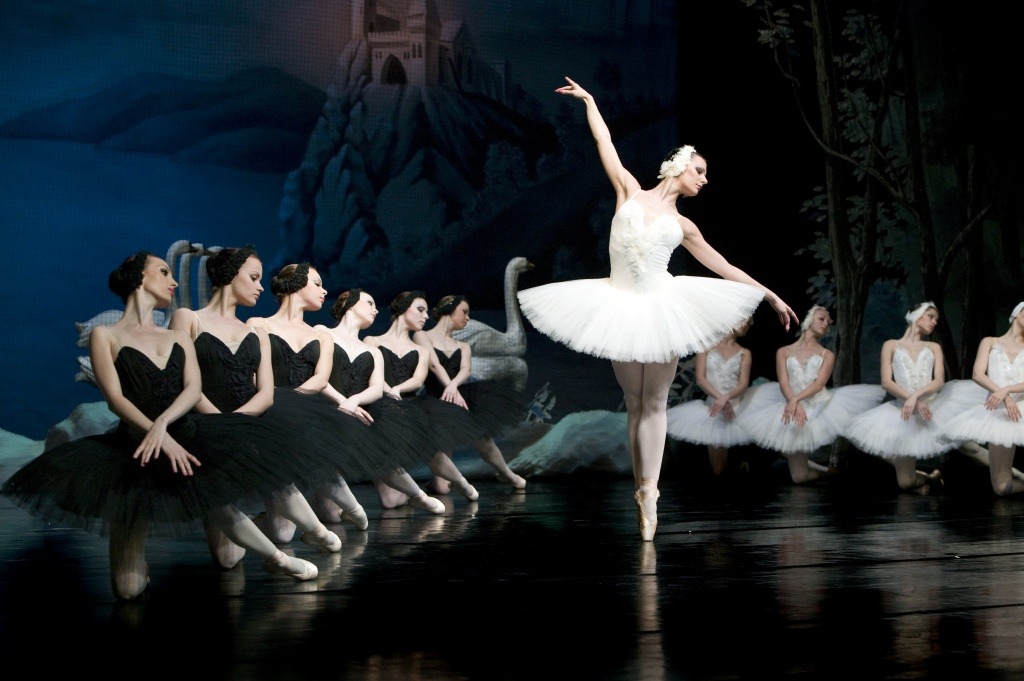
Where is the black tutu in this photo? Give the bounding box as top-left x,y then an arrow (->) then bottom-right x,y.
268,334 -> 433,483
2,344 -> 324,536
424,347 -> 527,438
379,346 -> 490,452
327,346 -> 440,469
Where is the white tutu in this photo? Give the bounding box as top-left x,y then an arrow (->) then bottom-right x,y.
518,275 -> 762,363
517,196 -> 764,364
666,348 -> 755,447
845,379 -> 987,459
942,396 -> 1024,448
742,381 -> 885,454
666,394 -> 755,448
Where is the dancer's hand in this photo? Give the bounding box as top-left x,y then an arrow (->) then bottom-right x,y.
441,384 -> 468,409
783,399 -> 807,427
708,395 -> 731,418
161,437 -> 201,476
913,399 -> 933,422
766,292 -> 800,331
555,76 -> 591,101
134,417 -> 169,466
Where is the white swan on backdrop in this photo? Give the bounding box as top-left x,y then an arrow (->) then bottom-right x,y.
453,256 -> 534,391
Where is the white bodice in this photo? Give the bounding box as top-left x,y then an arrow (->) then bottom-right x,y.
706,349 -> 743,394
608,198 -> 683,293
892,346 -> 938,402
786,353 -> 829,407
989,343 -> 1024,400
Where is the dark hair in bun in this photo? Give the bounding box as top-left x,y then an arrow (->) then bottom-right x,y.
206,245 -> 258,287
108,250 -> 152,303
432,294 -> 467,320
389,290 -> 427,320
331,289 -> 364,320
270,263 -> 311,302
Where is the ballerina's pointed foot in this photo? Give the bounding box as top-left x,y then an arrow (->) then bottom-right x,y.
264,550 -> 318,581
634,487 -> 660,542
340,504 -> 369,531
409,493 -> 446,515
451,477 -> 480,501
497,470 -> 527,491
300,526 -> 342,553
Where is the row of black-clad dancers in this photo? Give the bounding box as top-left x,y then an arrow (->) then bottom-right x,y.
1,247 -> 527,599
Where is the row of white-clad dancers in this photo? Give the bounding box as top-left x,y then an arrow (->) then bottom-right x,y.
1,247 -> 527,599
667,302 -> 1024,496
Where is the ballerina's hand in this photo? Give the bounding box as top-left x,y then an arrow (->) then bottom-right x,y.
915,400 -> 933,422
161,437 -> 201,476
985,388 -> 1010,411
338,402 -> 373,426
708,395 -> 729,418
721,401 -> 737,421
555,76 -> 590,100
1005,397 -> 1022,422
134,418 -> 169,467
901,396 -> 918,421
442,385 -> 468,409
769,295 -> 800,331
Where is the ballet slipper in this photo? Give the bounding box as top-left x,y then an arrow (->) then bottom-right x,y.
408,493 -> 446,514
634,487 -> 660,542
300,526 -> 342,553
496,469 -> 527,491
340,503 -> 369,531
450,477 -> 480,501
263,550 -> 318,581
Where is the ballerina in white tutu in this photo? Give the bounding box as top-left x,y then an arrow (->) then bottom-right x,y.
517,77 -> 798,541
665,317 -> 755,477
844,302 -> 981,494
942,302 -> 1024,496
741,306 -> 885,484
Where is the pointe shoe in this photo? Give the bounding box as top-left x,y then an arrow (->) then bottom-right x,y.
497,470 -> 527,491
927,469 -> 945,496
634,488 -> 660,542
340,504 -> 369,531
300,527 -> 342,553
450,477 -> 480,501
264,550 -> 318,581
408,493 -> 446,515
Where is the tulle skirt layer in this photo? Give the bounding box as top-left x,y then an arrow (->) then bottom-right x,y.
845,380 -> 986,459
399,392 -> 490,453
517,274 -> 763,363
269,388 -> 436,485
1,411 -> 333,536
941,389 -> 1024,448
453,381 -> 527,439
666,394 -> 755,448
741,382 -> 885,454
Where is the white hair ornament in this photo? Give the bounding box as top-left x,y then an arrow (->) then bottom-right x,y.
905,301 -> 936,326
800,305 -> 829,333
657,145 -> 696,179
1009,302 -> 1024,324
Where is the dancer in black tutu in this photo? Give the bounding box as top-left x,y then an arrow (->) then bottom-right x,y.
2,251 -> 320,599
168,246 -> 343,563
247,266 -> 447,534
317,289 -> 475,515
365,291 -> 489,506
414,294 -> 528,493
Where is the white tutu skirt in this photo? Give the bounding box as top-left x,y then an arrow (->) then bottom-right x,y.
845,379 -> 987,459
741,382 -> 885,455
666,394 -> 755,448
517,274 -> 763,363
941,389 -> 1024,448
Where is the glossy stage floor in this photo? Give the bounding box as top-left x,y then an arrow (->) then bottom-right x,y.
3,448 -> 1024,681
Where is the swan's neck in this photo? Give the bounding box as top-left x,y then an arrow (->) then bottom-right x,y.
504,265 -> 525,338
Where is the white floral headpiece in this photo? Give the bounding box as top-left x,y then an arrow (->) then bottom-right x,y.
905,301 -> 936,326
800,305 -> 829,333
1010,302 -> 1024,324
657,145 -> 696,179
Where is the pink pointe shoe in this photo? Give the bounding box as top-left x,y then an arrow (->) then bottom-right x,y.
497,469 -> 527,492
340,503 -> 369,531
300,527 -> 342,553
408,493 -> 446,515
634,488 -> 660,542
264,550 -> 318,581
450,477 -> 480,501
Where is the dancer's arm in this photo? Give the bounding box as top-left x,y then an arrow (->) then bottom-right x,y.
681,220 -> 798,331
90,326 -> 202,475
972,338 -> 1024,420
